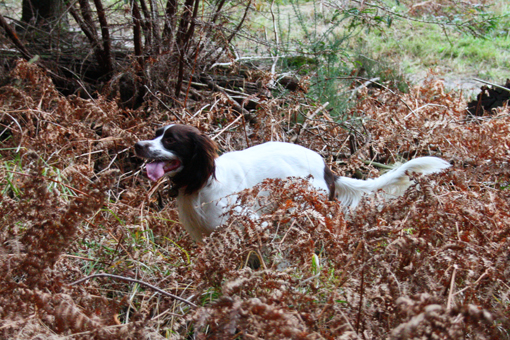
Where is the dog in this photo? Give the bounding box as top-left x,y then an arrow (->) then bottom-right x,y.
135,124 -> 450,241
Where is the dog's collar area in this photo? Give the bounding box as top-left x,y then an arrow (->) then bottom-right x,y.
167,183 -> 179,198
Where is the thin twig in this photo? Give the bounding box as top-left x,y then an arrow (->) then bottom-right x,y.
184,35 -> 203,107
342,0 -> 487,34
144,85 -> 184,123
302,102 -> 329,130
147,0 -> 161,52
292,102 -> 329,143
211,0 -> 228,23
349,77 -> 380,100
69,273 -> 197,307
337,240 -> 364,288
211,114 -> 244,140
404,103 -> 448,119
355,243 -> 365,336
269,0 -> 279,85
67,3 -> 97,47
339,309 -> 362,338
446,265 -> 457,310
0,110 -> 23,152
131,0 -> 143,66
298,273 -> 320,286
183,80 -> 251,97
206,0 -> 252,68
358,77 -> 417,118
453,269 -> 489,297
174,0 -> 197,97
472,78 -> 510,93
210,55 -> 283,69
361,159 -> 394,170
138,0 -> 152,41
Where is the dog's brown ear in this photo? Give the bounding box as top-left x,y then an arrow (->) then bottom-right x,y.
165,128 -> 213,195
168,126 -> 217,195
182,131 -> 217,195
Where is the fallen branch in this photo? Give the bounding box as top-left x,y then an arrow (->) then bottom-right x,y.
472,78 -> 510,94
0,13 -> 32,60
204,77 -> 253,120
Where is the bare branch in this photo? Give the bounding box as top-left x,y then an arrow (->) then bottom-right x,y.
0,13 -> 32,60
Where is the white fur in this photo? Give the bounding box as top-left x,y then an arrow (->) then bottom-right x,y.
334,156 -> 451,207
137,125 -> 174,157
171,142 -> 450,241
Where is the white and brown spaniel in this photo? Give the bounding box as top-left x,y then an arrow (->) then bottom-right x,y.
135,124 -> 450,241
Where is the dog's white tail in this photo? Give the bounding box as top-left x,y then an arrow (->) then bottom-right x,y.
335,157 -> 450,207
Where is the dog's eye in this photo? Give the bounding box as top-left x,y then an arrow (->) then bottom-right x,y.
155,128 -> 165,137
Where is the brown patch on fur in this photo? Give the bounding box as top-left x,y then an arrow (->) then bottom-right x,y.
323,164 -> 337,201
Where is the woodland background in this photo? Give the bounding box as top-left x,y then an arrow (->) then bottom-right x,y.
0,0 -> 509,338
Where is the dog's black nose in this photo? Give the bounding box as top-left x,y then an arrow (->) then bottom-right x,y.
134,142 -> 144,156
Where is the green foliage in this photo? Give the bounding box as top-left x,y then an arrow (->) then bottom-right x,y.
352,54 -> 409,93
1,154 -> 23,198
347,1 -> 510,81
267,0 -> 508,117
274,0 -> 355,118
361,16 -> 510,80
343,5 -> 394,32
341,0 -> 504,38
273,0 -> 411,119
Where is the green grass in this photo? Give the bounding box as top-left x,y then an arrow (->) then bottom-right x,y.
245,0 -> 510,99
359,16 -> 510,81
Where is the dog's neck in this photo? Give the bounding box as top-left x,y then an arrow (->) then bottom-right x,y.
175,183 -> 219,241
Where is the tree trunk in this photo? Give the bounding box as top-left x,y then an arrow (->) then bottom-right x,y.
21,0 -> 68,28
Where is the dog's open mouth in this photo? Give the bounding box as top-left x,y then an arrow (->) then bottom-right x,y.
146,159 -> 181,182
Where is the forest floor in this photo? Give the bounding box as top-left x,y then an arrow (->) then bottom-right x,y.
0,58 -> 509,339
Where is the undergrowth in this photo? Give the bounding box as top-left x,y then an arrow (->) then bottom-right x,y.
1,60 -> 509,339
246,0 -> 509,115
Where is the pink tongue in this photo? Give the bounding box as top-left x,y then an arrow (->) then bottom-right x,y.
146,162 -> 166,182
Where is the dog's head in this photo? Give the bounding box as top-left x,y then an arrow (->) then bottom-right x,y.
135,124 -> 217,194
